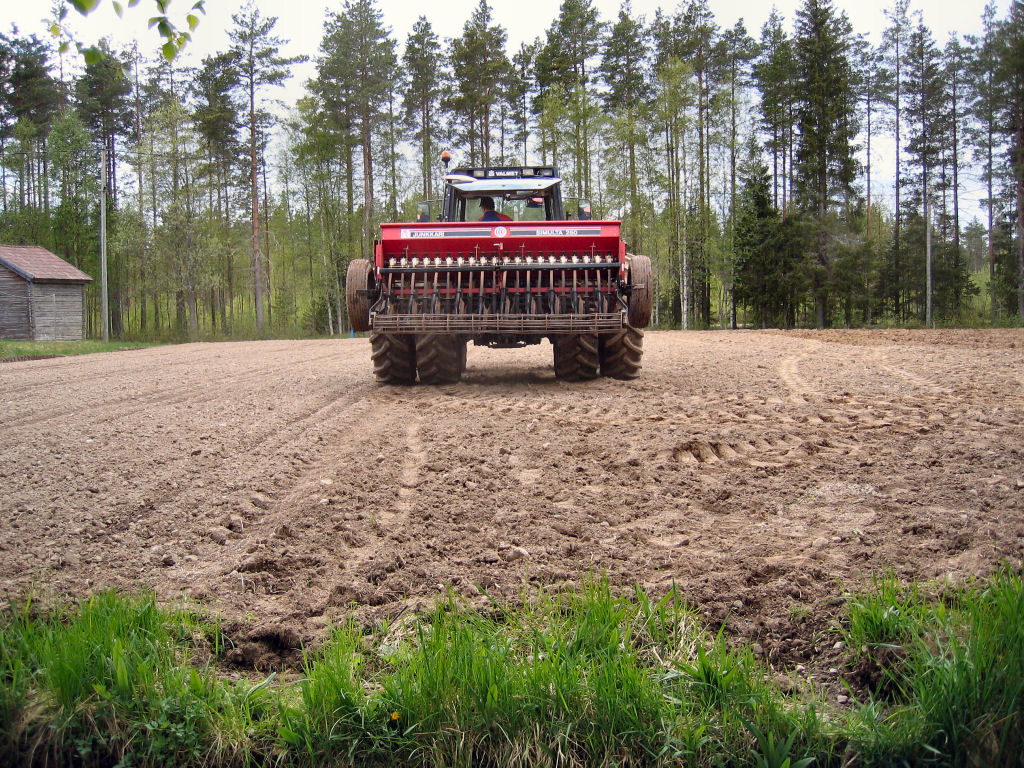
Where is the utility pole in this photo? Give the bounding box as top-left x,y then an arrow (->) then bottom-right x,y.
100,146 -> 109,342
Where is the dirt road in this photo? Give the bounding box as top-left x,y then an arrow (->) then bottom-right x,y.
2,330 -> 1022,673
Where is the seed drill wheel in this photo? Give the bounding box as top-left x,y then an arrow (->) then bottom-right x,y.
416,334 -> 463,384
600,325 -> 644,379
553,334 -> 599,381
627,254 -> 652,329
370,332 -> 416,384
346,258 -> 373,332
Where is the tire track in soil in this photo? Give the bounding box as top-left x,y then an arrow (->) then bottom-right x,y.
2,350 -> 346,430
778,354 -> 816,404
0,342 -> 313,397
0,342 -> 377,613
395,419 -> 426,517
867,346 -> 953,397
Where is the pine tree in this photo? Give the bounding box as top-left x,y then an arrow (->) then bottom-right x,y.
673,0 -> 720,327
720,19 -> 757,328
193,50 -> 241,332
0,31 -> 60,223
881,0 -> 912,319
599,1 -> 650,250
650,22 -> 695,327
852,34 -> 885,322
230,1 -> 303,336
903,15 -> 944,323
941,33 -> 973,316
754,10 -> 798,216
508,42 -> 537,166
447,0 -> 509,167
966,2 -> 1002,313
76,40 -> 132,335
535,0 -> 603,196
793,0 -> 859,327
402,17 -> 442,201
734,144 -> 782,327
997,0 -> 1024,316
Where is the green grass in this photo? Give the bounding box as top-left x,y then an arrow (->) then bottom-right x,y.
844,566 -> 1024,764
1,571 -> 1021,767
0,339 -> 158,359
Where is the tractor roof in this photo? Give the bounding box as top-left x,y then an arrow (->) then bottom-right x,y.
444,175 -> 561,195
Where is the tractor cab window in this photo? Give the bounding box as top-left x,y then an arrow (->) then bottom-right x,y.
443,172 -> 564,222
461,194 -> 545,222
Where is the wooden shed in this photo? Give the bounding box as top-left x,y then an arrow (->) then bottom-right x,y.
0,245 -> 92,341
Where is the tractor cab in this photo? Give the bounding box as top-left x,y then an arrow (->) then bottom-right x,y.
438,166 -> 569,223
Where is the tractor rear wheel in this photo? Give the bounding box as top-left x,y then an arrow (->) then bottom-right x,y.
553,334 -> 599,381
346,259 -> 373,332
627,254 -> 652,329
416,334 -> 463,384
371,332 -> 416,384
600,324 -> 644,379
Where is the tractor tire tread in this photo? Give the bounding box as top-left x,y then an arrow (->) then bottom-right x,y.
553,333 -> 599,381
600,324 -> 644,379
346,259 -> 373,333
416,334 -> 463,384
627,254 -> 653,329
370,331 -> 416,384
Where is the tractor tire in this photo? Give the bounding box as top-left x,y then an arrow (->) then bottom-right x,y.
416,334 -> 463,384
371,331 -> 416,384
600,324 -> 644,379
627,254 -> 652,329
553,333 -> 599,381
346,258 -> 373,332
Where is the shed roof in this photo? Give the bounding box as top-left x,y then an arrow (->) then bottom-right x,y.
0,245 -> 92,284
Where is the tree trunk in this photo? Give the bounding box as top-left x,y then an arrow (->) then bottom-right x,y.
1017,108 -> 1024,317
361,115 -> 373,257
262,149 -> 273,328
250,76 -> 264,336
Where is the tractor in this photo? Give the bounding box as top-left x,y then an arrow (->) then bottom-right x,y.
345,162 -> 651,384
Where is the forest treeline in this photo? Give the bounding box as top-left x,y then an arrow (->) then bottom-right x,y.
1,0 -> 1022,339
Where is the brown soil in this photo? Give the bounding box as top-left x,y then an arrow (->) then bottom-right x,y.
2,330 -> 1022,690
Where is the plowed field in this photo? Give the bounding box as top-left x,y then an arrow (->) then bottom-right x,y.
2,330 -> 1022,676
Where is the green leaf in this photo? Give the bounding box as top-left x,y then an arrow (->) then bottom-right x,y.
186,13 -> 198,31
147,16 -> 161,28
161,41 -> 176,60
58,41 -> 69,53
128,0 -> 141,5
192,0 -> 205,12
58,5 -> 68,20
112,1 -> 123,18
70,0 -> 101,14
157,19 -> 173,38
83,46 -> 103,64
49,23 -> 61,36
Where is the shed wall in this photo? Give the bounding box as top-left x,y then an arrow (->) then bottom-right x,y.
0,264 -> 30,340
29,282 -> 86,341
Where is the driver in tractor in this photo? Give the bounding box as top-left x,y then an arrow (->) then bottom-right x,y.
477,195 -> 512,222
